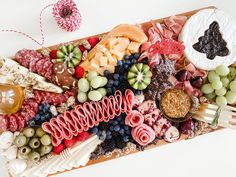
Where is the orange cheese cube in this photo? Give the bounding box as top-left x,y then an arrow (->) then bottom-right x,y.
128,42 -> 141,53
100,56 -> 108,66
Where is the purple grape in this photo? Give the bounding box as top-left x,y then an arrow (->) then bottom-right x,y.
175,69 -> 189,82
190,76 -> 203,88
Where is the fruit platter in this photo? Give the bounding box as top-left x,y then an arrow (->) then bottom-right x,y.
1,6 -> 236,177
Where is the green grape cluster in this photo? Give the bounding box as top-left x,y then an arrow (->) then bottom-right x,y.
201,65 -> 236,106
77,71 -> 108,103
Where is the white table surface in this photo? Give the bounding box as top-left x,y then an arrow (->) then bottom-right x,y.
1,0 -> 236,177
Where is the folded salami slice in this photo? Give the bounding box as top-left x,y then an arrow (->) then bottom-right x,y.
42,90 -> 134,146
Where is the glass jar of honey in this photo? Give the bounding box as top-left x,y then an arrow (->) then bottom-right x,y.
0,83 -> 24,115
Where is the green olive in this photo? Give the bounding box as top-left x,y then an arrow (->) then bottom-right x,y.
40,145 -> 53,156
40,134 -> 52,146
23,128 -> 35,138
14,135 -> 27,147
36,127 -> 46,137
29,151 -> 40,162
29,138 -> 41,149
19,146 -> 31,155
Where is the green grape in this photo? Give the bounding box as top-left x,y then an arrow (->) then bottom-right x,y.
215,87 -> 227,96
91,76 -> 103,89
77,92 -> 88,103
205,92 -> 216,99
29,152 -> 40,162
211,80 -> 223,90
208,71 -> 220,83
29,138 -> 41,149
229,67 -> 236,77
229,81 -> 236,92
97,88 -> 107,96
216,96 -> 227,106
88,91 -> 102,101
225,91 -> 236,104
100,77 -> 108,87
40,134 -> 51,146
14,135 -> 27,147
221,77 -> 230,87
201,84 -> 214,94
215,65 -> 230,76
87,71 -> 98,81
78,78 -> 90,92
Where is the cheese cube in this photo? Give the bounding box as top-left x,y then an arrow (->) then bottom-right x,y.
94,52 -> 103,62
128,42 -> 141,53
105,51 -> 116,64
110,49 -> 125,61
96,44 -> 107,54
97,67 -> 105,75
89,59 -> 100,70
107,37 -> 119,49
113,37 -> 130,51
100,56 -> 108,66
103,65 -> 115,73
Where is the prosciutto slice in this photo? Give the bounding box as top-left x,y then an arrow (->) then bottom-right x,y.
42,90 -> 134,146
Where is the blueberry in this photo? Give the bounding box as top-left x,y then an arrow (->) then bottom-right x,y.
113,74 -> 120,80
124,55 -> 129,60
126,60 -> 131,65
114,125 -> 120,132
114,80 -> 119,86
117,60 -> 123,66
106,131 -> 112,136
41,115 -> 46,121
97,130 -> 103,136
112,86 -> 117,92
28,120 -> 35,127
107,88 -> 113,95
135,90 -> 142,95
45,113 -> 51,119
108,79 -> 114,86
133,53 -> 139,59
107,134 -> 112,140
126,130 -> 131,135
39,105 -> 43,112
104,70 -> 110,77
123,136 -> 129,142
131,59 -> 137,64
91,127 -> 98,134
99,134 -> 105,140
109,126 -> 114,131
113,120 -> 118,125
116,116 -> 122,122
124,125 -> 129,130
35,114 -> 40,121
119,128 -> 125,135
124,64 -> 129,70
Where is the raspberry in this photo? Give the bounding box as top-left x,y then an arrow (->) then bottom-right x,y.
50,50 -> 58,59
77,131 -> 90,142
74,66 -> 85,79
64,137 -> 78,148
78,45 -> 86,53
53,143 -> 65,155
87,37 -> 100,48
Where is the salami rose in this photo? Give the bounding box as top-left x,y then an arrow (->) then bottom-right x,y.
125,110 -> 144,127
131,124 -> 155,146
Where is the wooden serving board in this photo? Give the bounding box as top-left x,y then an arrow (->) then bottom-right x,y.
5,6 -> 218,177
42,6 -> 217,177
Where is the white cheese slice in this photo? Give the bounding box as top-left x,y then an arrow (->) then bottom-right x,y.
179,8 -> 236,70
0,56 -> 63,93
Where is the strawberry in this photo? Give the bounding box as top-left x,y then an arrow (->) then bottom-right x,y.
53,143 -> 65,155
64,137 -> 78,148
78,45 -> 86,53
77,131 -> 90,142
87,37 -> 100,48
74,66 -> 85,79
50,49 -> 58,59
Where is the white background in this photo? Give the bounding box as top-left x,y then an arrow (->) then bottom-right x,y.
0,0 -> 236,177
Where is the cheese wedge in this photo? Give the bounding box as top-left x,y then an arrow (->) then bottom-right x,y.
0,56 -> 63,93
